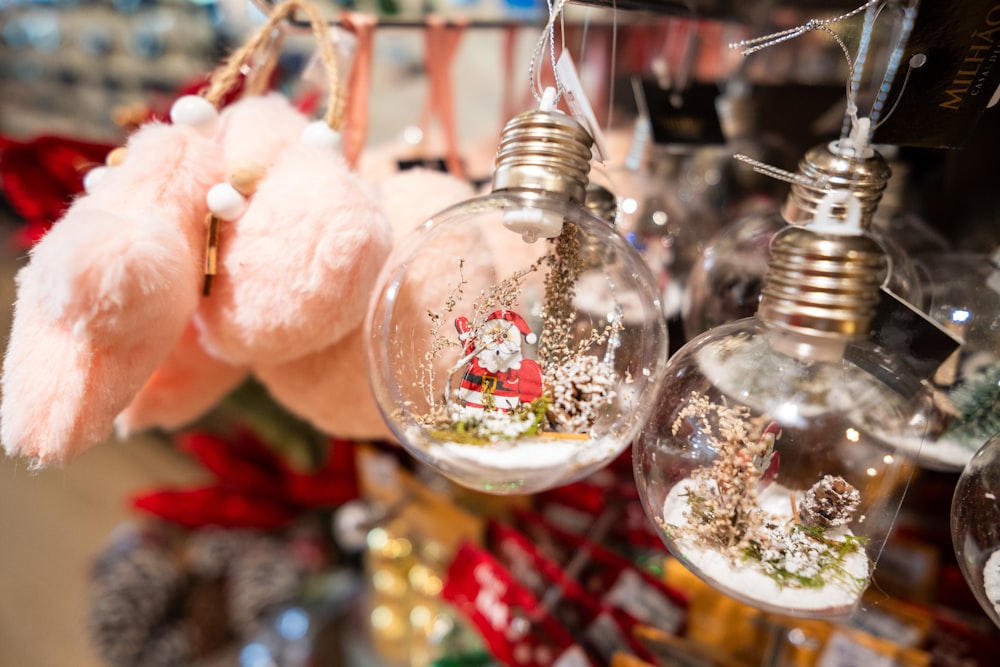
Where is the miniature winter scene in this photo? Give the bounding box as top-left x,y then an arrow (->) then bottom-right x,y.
410,234 -> 631,490
889,251 -> 1000,471
659,392 -> 871,616
368,211 -> 666,494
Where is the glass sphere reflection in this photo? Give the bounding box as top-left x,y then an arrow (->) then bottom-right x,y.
892,253 -> 1000,471
634,318 -> 930,618
367,191 -> 668,494
951,433 -> 1000,630
683,206 -> 923,341
682,201 -> 779,339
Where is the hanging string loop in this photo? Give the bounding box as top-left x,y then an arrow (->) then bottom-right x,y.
202,0 -> 346,130
729,0 -> 920,184
527,0 -> 571,106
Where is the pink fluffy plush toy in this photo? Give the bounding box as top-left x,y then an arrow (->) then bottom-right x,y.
114,93 -> 316,436
0,0 -> 392,465
2,106 -> 222,464
255,168 -> 478,441
2,16 -> 392,463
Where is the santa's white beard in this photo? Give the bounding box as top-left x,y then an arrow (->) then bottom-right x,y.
477,342 -> 522,373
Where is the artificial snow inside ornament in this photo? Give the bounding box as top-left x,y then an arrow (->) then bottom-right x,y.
366,89 -> 668,494
952,432 -> 1000,630
634,191 -> 933,618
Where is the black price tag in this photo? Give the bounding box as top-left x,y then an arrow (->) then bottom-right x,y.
874,0 -> 1000,148
849,287 -> 962,396
396,156 -> 449,172
640,80 -> 727,146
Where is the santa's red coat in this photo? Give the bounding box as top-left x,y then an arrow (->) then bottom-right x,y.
457,357 -> 543,411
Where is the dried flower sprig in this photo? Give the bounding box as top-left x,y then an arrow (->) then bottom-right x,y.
669,392 -> 774,550
468,261 -> 542,334
577,320 -> 621,356
419,260 -> 467,408
538,222 -> 583,371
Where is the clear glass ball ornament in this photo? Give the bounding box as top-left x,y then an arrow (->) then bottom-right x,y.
367,106 -> 669,495
682,199 -> 780,339
951,433 -> 1000,630
891,252 -> 1000,471
635,225 -> 932,618
611,145 -> 725,331
682,143 -> 923,340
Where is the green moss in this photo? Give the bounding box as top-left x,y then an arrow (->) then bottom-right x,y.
428,396 -> 553,445
739,524 -> 869,592
518,396 -> 552,436
426,429 -> 495,446
684,491 -> 716,525
799,523 -> 869,556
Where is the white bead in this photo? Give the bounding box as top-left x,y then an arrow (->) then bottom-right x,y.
301,121 -> 342,149
170,95 -> 219,134
83,166 -> 109,194
206,182 -> 248,221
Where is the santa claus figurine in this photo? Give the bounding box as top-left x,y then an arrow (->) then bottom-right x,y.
453,310 -> 543,412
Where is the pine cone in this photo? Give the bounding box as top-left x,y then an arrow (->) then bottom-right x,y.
799,475 -> 861,529
87,539 -> 185,667
227,535 -> 302,635
132,624 -> 192,667
185,528 -> 256,579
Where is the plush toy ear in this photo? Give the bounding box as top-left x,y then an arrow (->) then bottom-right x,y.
1,123 -> 221,464
113,95 -> 305,437
254,168 -> 483,441
115,322 -> 249,437
255,326 -> 395,442
193,117 -> 393,365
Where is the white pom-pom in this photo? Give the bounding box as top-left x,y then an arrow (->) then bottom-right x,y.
206,182 -> 248,221
525,333 -> 538,345
301,121 -> 342,149
169,95 -> 219,134
82,166 -> 109,194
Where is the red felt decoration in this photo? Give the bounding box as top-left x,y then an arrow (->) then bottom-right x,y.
131,430 -> 360,529
0,135 -> 114,248
0,75 -> 251,251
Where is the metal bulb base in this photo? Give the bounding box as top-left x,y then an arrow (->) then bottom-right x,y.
781,142 -> 891,230
491,108 -> 594,204
758,226 -> 887,359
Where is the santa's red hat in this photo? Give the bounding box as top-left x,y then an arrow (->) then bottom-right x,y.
486,309 -> 537,345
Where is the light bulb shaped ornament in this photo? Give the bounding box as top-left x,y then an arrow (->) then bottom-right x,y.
683,140 -> 923,341
635,191 -> 932,618
952,433 -> 1000,630
367,92 -> 669,494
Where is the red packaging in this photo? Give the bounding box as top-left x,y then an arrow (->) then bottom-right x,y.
487,521 -> 657,664
442,542 -> 596,667
535,466 -> 666,554
513,509 -> 689,636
